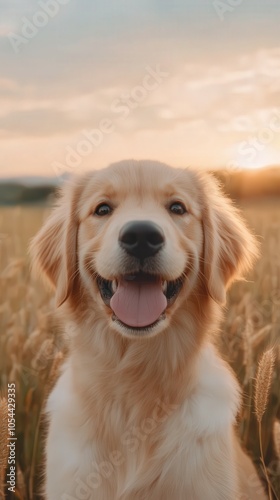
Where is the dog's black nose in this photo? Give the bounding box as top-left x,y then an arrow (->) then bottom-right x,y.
119,221 -> 165,259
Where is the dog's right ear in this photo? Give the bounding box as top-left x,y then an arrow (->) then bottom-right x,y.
30,182 -> 80,307
200,173 -> 259,305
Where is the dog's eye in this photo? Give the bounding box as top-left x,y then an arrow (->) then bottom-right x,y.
94,203 -> 113,216
169,202 -> 187,215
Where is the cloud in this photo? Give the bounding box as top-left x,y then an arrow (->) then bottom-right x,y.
0,108 -> 82,137
1,47 -> 280,139
0,0 -> 280,175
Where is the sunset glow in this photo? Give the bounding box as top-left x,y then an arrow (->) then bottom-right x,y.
0,1 -> 280,177
231,145 -> 280,171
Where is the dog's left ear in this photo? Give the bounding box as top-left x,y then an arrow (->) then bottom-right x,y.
201,174 -> 259,304
30,179 -> 81,307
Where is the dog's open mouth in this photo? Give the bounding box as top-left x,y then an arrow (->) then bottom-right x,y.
97,272 -> 184,330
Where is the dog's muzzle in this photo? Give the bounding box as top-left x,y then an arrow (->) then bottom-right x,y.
96,220 -> 184,331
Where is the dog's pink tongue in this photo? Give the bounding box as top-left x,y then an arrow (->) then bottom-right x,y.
110,278 -> 167,328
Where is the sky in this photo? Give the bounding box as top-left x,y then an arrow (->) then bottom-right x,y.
0,0 -> 280,178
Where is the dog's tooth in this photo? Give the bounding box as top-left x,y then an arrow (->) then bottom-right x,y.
162,280 -> 167,293
112,280 -> 118,293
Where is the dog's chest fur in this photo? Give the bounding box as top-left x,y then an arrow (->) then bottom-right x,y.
45,342 -> 240,500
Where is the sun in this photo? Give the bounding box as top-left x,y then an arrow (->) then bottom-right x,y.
230,145 -> 280,170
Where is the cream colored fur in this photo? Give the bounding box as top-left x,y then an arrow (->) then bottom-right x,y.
31,160 -> 267,500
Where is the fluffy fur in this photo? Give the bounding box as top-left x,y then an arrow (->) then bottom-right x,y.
31,160 -> 266,500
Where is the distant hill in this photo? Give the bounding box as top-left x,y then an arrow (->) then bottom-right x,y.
0,175 -> 61,187
0,168 -> 279,205
0,182 -> 56,205
0,174 -> 66,205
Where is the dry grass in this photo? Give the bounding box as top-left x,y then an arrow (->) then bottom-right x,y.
254,349 -> 276,500
0,205 -> 65,499
274,420 -> 280,461
255,349 -> 276,424
0,199 -> 279,499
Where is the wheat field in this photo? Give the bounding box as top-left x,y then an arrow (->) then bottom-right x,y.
0,199 -> 280,499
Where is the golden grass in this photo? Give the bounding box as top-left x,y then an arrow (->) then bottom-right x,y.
0,199 -> 279,499
254,349 -> 276,499
274,420 -> 280,461
255,349 -> 276,425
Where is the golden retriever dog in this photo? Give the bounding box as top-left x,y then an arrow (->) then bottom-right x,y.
31,160 -> 267,500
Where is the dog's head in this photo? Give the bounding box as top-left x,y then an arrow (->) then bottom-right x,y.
31,160 -> 258,339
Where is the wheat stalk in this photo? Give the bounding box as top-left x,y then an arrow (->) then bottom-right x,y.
17,465 -> 27,498
254,348 -> 275,424
273,420 -> 280,462
254,348 -> 276,500
242,318 -> 254,385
